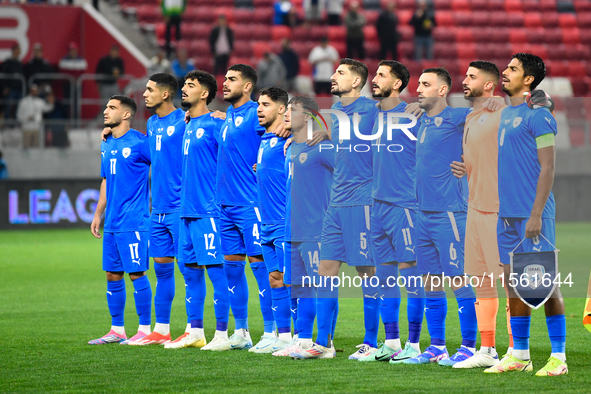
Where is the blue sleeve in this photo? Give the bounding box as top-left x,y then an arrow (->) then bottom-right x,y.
529,108 -> 557,138
141,136 -> 151,164
213,118 -> 223,149
100,142 -> 106,178
453,107 -> 470,130
319,150 -> 334,173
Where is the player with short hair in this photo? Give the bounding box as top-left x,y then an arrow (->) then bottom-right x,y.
358,60 -> 426,363
217,64 -> 274,349
404,68 -> 479,366
274,96 -> 337,358
484,53 -> 567,376
89,95 -> 152,345
293,58 -> 381,360
248,86 -> 293,353
165,70 -> 232,350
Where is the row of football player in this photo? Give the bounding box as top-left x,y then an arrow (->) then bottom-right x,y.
88,53 -> 566,376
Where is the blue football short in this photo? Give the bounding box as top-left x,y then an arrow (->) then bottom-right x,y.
416,210 -> 466,276
371,200 -> 418,265
149,211 -> 180,258
320,205 -> 374,267
219,205 -> 263,257
178,217 -> 224,266
284,241 -> 322,286
261,223 -> 285,274
103,231 -> 149,273
497,217 -> 556,265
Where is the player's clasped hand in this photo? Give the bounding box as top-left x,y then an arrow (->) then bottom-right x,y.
450,155 -> 466,178
525,215 -> 543,239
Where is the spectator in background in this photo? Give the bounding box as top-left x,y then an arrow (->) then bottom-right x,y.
308,37 -> 339,95
171,47 -> 195,99
376,2 -> 399,60
326,0 -> 345,25
148,50 -> 172,75
24,43 -> 53,87
17,84 -> 54,149
95,45 -> 125,105
344,1 -> 366,59
59,42 -> 88,74
209,15 -> 234,76
274,0 -> 292,25
0,150 -> 8,180
1,44 -> 25,120
279,39 -> 300,92
161,0 -> 187,59
257,52 -> 287,91
303,0 -> 322,24
410,0 -> 436,60
43,87 -> 69,148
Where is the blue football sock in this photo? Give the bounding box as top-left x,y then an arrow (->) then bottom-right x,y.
207,264 -> 230,331
400,265 -> 425,343
288,286 -> 299,335
184,266 -> 206,323
295,284 -> 316,339
250,261 -> 274,332
331,300 -> 339,340
362,280 -> 380,348
511,315 -> 531,351
175,260 -> 190,324
316,277 -> 338,347
154,262 -> 175,325
224,260 -> 249,330
454,286 -> 478,349
377,264 -> 401,339
271,286 -> 292,333
426,291 -> 447,345
546,315 -> 566,353
132,275 -> 152,326
106,279 -> 126,327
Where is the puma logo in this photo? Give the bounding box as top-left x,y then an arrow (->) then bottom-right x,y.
360,250 -> 370,258
380,294 -> 385,301
272,306 -> 277,312
406,246 -> 415,254
208,252 -> 217,259
228,286 -> 235,294
107,291 -> 112,296
291,308 -> 297,314
363,293 -> 378,299
259,289 -> 266,297
254,241 -> 262,247
449,261 -> 459,269
533,246 -> 541,252
132,258 -> 141,265
186,297 -> 192,303
213,299 -> 218,305
459,306 -> 464,313
407,289 -> 419,296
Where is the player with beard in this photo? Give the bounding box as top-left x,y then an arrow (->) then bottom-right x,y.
165,70 -> 232,350
404,68 -> 479,366
217,64 -> 274,350
293,58 -> 381,360
357,60 -> 426,363
89,96 -> 152,345
484,53 -> 567,376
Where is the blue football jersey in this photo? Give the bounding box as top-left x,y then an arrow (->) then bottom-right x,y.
181,113 -> 223,218
147,108 -> 185,214
216,101 -> 266,206
286,141 -> 334,242
256,132 -> 288,224
498,103 -> 556,219
100,129 -> 151,232
416,106 -> 471,212
372,101 -> 419,208
330,96 -> 379,206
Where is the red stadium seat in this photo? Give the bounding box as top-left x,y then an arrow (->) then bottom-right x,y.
579,28 -> 591,45
396,0 -> 416,10
562,28 -> 581,45
233,8 -> 255,23
566,44 -> 590,60
455,28 -> 473,43
365,11 -> 379,25
451,0 -> 471,11
546,60 -> 568,76
271,25 -> 293,41
476,43 -> 512,60
489,12 -> 508,27
433,27 -> 456,42
252,41 -> 272,59
478,27 -> 509,43
487,0 -> 504,12
550,44 -> 568,60
544,13 -> 560,28
504,0 -> 523,12
526,44 -> 548,59
250,25 -> 271,40
433,0 -> 452,10
470,0 -> 487,10
568,61 -> 587,78
253,8 -> 274,24
575,0 -> 591,12
539,0 -> 557,12
399,25 -> 414,41
189,41 -> 210,57
509,28 -> 528,44
327,26 -> 346,41
299,59 -> 312,75
543,28 -> 563,44
523,13 -> 542,28
559,13 -> 577,29
506,12 -> 524,27
456,43 -> 476,61
434,43 -> 457,59
309,26 -> 327,40
233,41 -> 253,57
365,41 -> 380,58
331,42 -> 347,58
578,13 -> 591,28
399,42 -> 414,59
439,59 -> 460,75
435,11 -> 454,27
292,26 -> 311,41
363,25 -> 378,42
398,10 -> 413,25
471,12 -> 488,28
453,11 -> 471,27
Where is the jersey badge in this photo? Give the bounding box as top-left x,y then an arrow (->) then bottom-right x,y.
167,126 -> 175,136
478,114 -> 488,124
197,128 -> 205,139
270,137 -> 278,148
122,147 -> 131,158
235,116 -> 243,127
299,152 -> 308,163
513,117 -> 522,128
434,117 -> 443,127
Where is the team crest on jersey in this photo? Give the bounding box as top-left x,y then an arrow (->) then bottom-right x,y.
434,117 -> 443,127
122,148 -> 131,158
270,137 -> 278,148
111,150 -> 118,155
513,117 -> 522,128
235,116 -> 244,127
167,126 -> 175,136
299,152 -> 308,163
197,128 -> 205,139
478,114 -> 488,124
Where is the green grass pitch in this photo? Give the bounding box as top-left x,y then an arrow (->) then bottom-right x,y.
1,223 -> 590,393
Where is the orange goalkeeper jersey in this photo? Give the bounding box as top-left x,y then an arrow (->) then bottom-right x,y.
463,105 -> 507,213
